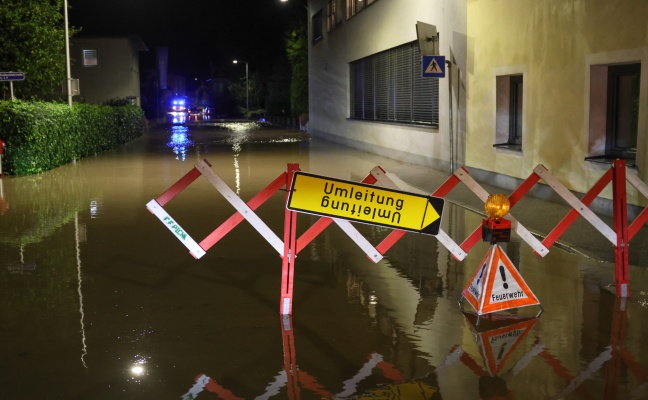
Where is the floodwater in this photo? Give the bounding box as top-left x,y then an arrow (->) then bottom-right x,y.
1,121 -> 648,400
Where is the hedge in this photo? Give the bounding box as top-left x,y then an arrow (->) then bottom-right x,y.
0,101 -> 145,175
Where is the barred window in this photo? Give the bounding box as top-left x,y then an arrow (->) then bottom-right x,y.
83,49 -> 98,67
349,42 -> 439,127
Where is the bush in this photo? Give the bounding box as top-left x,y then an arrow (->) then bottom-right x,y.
103,97 -> 133,107
0,101 -> 145,175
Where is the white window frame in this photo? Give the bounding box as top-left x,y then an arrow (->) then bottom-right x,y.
493,65 -> 526,154
585,49 -> 646,169
587,62 -> 641,166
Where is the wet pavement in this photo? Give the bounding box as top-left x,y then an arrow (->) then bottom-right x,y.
1,121 -> 648,399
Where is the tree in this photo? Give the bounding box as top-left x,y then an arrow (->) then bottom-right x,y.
266,56 -> 291,117
228,71 -> 264,117
0,0 -> 74,100
285,20 -> 308,119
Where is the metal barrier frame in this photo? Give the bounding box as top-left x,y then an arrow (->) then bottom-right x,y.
148,159 -> 647,318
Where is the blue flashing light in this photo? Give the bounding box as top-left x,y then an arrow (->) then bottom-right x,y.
171,97 -> 186,107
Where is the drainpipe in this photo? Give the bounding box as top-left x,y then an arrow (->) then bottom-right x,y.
446,60 -> 454,173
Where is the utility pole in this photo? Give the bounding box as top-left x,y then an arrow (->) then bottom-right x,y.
64,0 -> 72,108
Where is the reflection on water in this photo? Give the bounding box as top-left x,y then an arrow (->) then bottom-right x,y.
0,179 -> 8,215
5,260 -> 36,274
217,121 -> 263,132
75,214 -> 89,369
89,198 -> 102,219
129,354 -> 150,382
167,125 -> 193,161
1,124 -> 648,399
167,112 -> 187,125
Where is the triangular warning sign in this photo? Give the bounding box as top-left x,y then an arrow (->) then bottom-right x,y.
462,245 -> 540,315
425,58 -> 441,73
466,317 -> 538,376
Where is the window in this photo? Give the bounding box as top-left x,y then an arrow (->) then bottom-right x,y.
83,49 -> 98,67
349,42 -> 439,127
327,0 -> 344,32
587,62 -> 641,166
606,64 -> 640,158
312,10 -> 323,43
347,0 -> 376,19
494,74 -> 524,151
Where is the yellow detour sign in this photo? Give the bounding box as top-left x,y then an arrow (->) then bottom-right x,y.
287,172 -> 444,235
354,382 -> 439,399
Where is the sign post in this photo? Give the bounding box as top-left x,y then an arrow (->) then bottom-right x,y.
287,172 -> 444,236
0,72 -> 25,101
0,72 -> 25,81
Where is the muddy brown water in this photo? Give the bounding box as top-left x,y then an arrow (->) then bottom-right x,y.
1,122 -> 648,399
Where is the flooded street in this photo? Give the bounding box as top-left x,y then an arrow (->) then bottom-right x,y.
2,122 -> 648,400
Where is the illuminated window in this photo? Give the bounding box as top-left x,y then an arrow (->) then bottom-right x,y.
83,49 -> 98,67
494,74 -> 524,151
327,0 -> 344,32
347,0 -> 376,19
587,62 -> 640,167
349,42 -> 439,127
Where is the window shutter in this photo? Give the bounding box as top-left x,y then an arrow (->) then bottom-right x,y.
374,51 -> 390,121
362,59 -> 375,119
393,45 -> 413,123
412,45 -> 437,125
349,41 -> 438,127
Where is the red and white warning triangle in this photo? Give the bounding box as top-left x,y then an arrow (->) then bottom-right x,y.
462,244 -> 540,315
469,318 -> 538,376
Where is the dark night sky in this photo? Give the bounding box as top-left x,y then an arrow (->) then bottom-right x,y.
68,0 -> 304,81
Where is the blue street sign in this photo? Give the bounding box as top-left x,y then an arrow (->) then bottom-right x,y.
0,72 -> 25,81
422,56 -> 445,78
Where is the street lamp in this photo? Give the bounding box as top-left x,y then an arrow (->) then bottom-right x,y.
232,60 -> 248,117
63,0 -> 72,108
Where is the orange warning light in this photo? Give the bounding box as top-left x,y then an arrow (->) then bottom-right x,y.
484,193 -> 510,219
482,194 -> 511,244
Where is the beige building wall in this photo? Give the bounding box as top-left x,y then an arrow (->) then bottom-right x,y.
307,0 -> 468,172
466,0 -> 648,206
71,36 -> 147,106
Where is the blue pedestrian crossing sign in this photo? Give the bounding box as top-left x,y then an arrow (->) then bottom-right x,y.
422,56 -> 445,78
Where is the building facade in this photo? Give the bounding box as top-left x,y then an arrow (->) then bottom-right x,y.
307,0 -> 647,208
70,36 -> 148,106
466,0 -> 647,209
307,0 -> 467,172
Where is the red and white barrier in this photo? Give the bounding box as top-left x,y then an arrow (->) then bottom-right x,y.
148,159 -> 646,318
147,160 -> 388,315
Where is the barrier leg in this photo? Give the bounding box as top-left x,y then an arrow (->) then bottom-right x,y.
613,160 -> 629,298
605,297 -> 627,399
281,163 -> 300,315
281,315 -> 300,399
